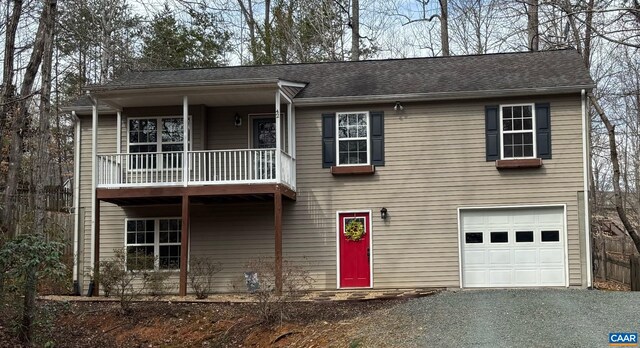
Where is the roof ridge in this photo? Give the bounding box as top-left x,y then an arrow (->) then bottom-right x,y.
132,48 -> 577,73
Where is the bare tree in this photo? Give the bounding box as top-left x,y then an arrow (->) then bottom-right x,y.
2,0 -> 53,237
34,0 -> 57,235
0,0 -> 23,133
351,0 -> 360,60
526,0 -> 538,50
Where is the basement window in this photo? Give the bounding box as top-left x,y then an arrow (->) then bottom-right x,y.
125,218 -> 182,270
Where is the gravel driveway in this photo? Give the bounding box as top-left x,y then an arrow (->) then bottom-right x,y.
361,289 -> 640,347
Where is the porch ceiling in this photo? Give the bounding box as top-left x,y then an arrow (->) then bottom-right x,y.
94,84 -> 280,109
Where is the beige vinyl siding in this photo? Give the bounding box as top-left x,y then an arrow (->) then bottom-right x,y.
78,94 -> 587,293
79,115 -> 125,291
207,105 -> 280,150
189,203 -> 276,292
286,94 -> 585,289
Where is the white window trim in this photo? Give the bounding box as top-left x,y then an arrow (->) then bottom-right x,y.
499,103 -> 537,160
124,217 -> 182,272
126,116 -> 193,151
126,116 -> 193,172
247,113 -> 284,149
335,111 -> 371,166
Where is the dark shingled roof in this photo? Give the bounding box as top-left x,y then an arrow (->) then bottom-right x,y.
96,49 -> 594,99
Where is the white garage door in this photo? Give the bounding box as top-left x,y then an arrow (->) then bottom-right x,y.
460,207 -> 566,287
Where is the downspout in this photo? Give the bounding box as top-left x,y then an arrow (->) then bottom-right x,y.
275,91 -> 281,183
88,95 -> 98,296
581,89 -> 593,288
72,111 -> 81,295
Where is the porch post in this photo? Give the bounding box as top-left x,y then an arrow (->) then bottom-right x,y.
275,91 -> 281,183
183,96 -> 189,187
287,102 -> 292,154
179,194 -> 190,296
92,199 -> 100,296
116,111 -> 122,154
274,187 -> 283,295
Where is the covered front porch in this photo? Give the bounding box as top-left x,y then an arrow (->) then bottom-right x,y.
87,79 -> 304,296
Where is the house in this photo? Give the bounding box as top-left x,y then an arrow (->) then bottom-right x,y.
65,49 -> 595,296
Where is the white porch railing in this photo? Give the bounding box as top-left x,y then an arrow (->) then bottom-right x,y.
96,149 -> 296,189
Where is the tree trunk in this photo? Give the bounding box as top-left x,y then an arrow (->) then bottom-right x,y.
583,0 -> 594,69
0,0 -> 23,130
3,0 -> 52,238
19,265 -> 37,344
527,0 -> 539,51
35,0 -> 57,235
237,0 -> 259,63
439,0 -> 450,56
351,0 -> 360,61
264,0 -> 272,64
590,95 -> 640,254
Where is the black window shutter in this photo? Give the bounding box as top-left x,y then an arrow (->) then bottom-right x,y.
370,111 -> 385,166
322,113 -> 336,168
485,105 -> 500,161
535,103 -> 551,159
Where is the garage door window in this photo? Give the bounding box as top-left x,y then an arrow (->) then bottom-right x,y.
465,232 -> 483,244
541,230 -> 560,242
490,231 -> 508,243
516,231 -> 534,243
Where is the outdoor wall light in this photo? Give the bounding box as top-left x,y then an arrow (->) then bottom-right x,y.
393,101 -> 404,111
380,207 -> 388,220
234,113 -> 242,127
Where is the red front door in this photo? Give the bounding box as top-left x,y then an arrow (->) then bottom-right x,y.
339,212 -> 371,288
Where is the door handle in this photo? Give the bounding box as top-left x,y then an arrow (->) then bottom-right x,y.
367,248 -> 370,263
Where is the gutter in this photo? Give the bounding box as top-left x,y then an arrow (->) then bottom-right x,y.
88,77 -> 282,94
294,85 -> 596,106
581,89 -> 593,288
72,111 -> 81,295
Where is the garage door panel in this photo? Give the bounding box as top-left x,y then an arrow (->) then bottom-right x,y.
489,250 -> 511,265
512,212 -> 536,224
538,210 -> 564,224
464,271 -> 489,286
465,250 -> 486,264
540,269 -> 565,284
489,270 -> 512,285
461,207 -> 566,288
514,249 -> 537,264
539,249 -> 564,264
514,270 -> 538,285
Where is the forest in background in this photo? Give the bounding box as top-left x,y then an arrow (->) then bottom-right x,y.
0,0 -> 638,256
0,0 -> 638,343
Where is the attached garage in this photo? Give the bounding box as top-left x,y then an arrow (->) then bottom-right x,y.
459,206 -> 567,288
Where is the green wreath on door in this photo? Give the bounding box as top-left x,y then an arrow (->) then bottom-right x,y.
345,219 -> 365,241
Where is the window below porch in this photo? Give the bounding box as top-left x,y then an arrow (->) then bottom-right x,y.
125,218 -> 182,270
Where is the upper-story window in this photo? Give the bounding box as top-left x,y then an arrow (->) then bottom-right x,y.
128,117 -> 191,169
337,112 -> 370,166
500,104 -> 535,159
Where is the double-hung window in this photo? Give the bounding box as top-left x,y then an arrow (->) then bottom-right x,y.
125,218 -> 182,270
128,117 -> 191,169
501,104 -> 535,159
337,112 -> 369,165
